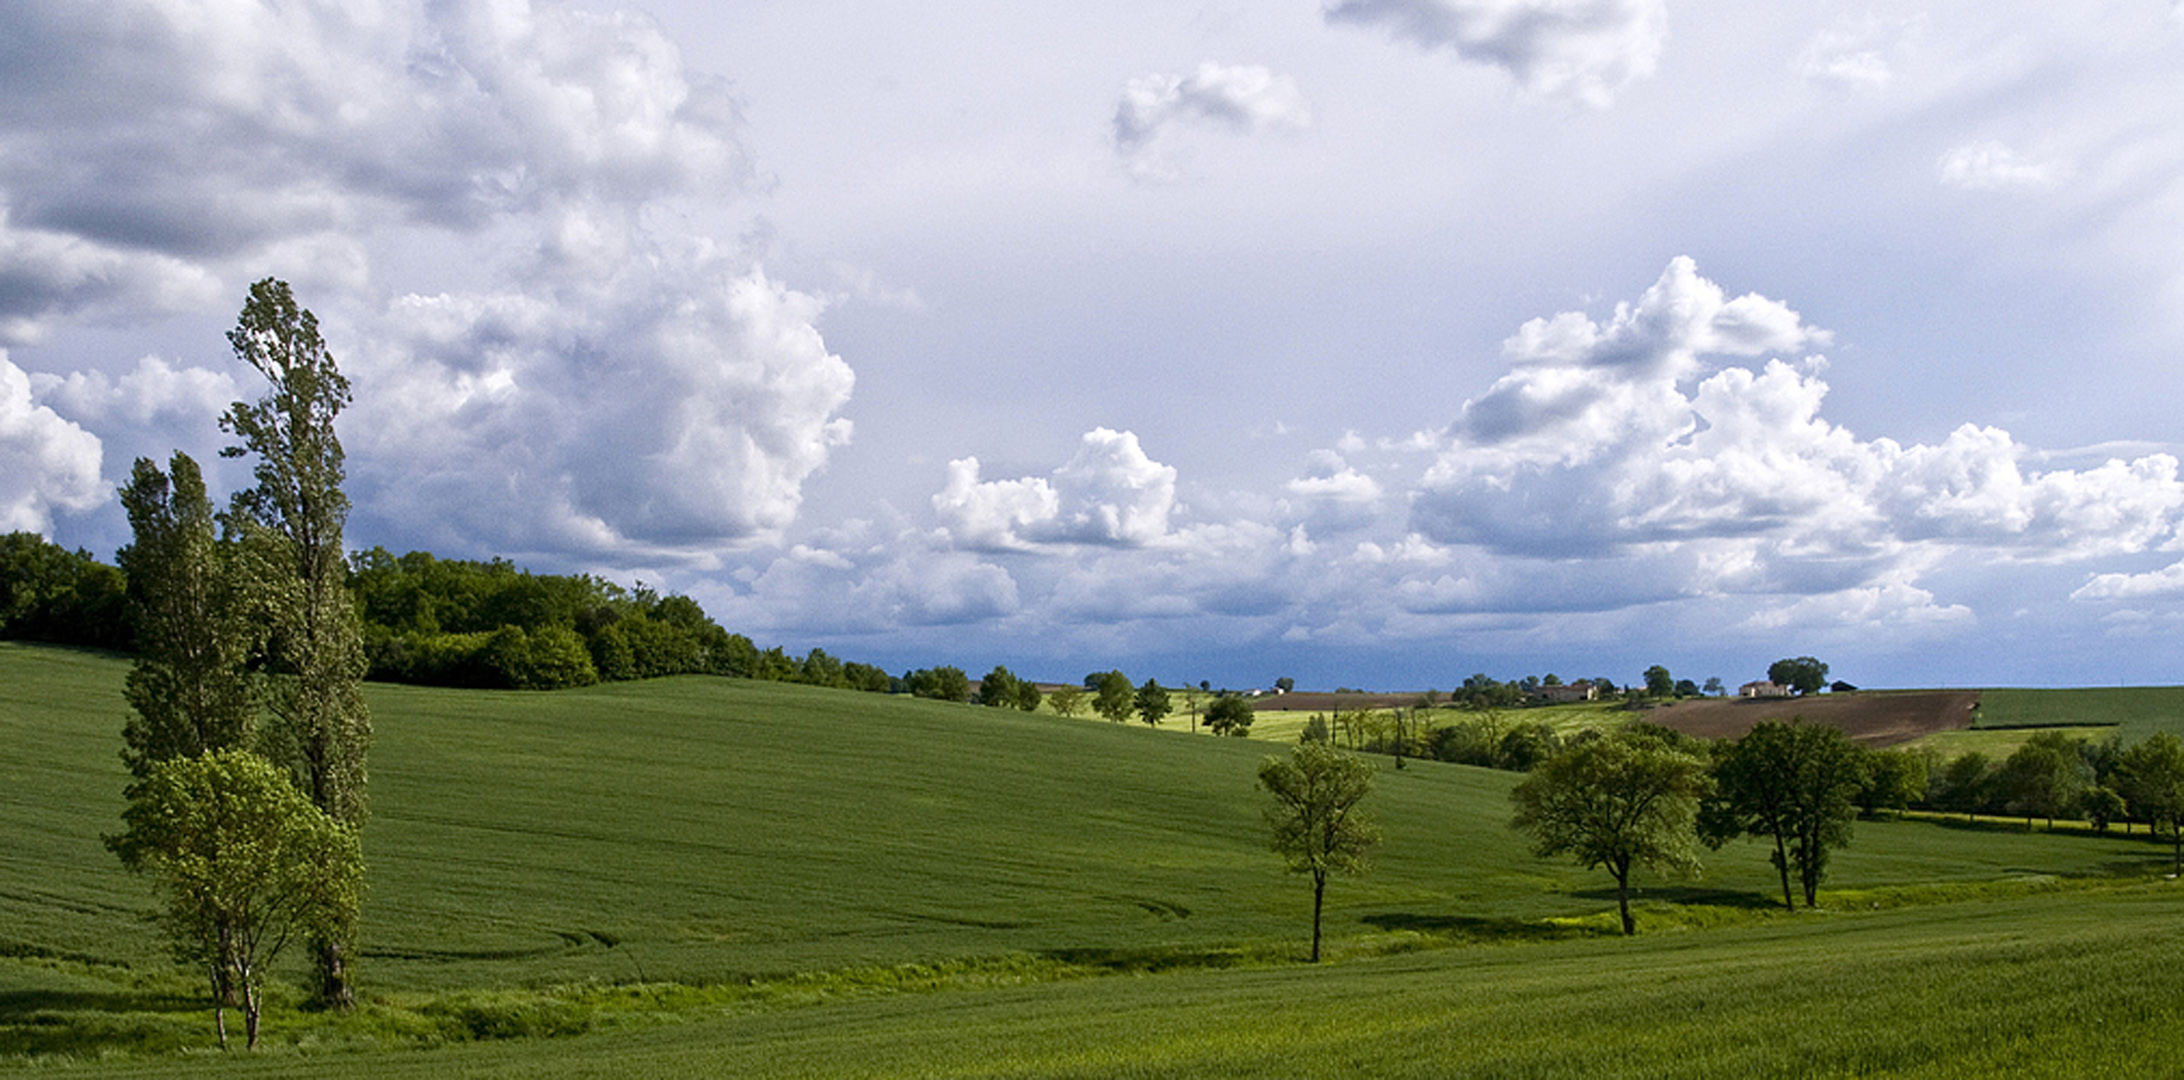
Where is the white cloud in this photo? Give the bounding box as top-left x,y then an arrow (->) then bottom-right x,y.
0,351 -> 105,532
0,1 -> 854,562
28,354 -> 237,429
1937,141 -> 2069,192
1114,62 -> 1311,181
1283,449 -> 1385,533
1324,0 -> 1668,108
934,428 -> 1177,549
1411,257 -> 2184,593
352,265 -> 854,561
2073,559 -> 2184,603
1742,579 -> 1975,631
1795,17 -> 1919,91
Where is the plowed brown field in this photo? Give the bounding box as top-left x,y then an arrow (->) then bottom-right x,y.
1639,690 -> 1981,747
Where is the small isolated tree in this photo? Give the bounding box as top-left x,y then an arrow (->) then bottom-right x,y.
1643,665 -> 1675,698
106,750 -> 361,1049
2116,732 -> 2184,875
1701,720 -> 1867,910
1257,742 -> 1378,962
1047,684 -> 1086,718
1767,657 -> 1830,696
1206,695 -> 1254,737
1702,677 -> 1725,697
1134,679 -> 1170,726
1510,728 -> 1708,935
1094,670 -> 1133,722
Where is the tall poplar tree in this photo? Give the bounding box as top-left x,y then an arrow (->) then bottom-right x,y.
221,278 -> 371,1010
116,452 -> 258,788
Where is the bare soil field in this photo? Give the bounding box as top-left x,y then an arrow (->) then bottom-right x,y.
1640,690 -> 1982,747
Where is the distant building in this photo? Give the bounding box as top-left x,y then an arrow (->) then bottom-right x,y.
1739,680 -> 1791,699
1536,680 -> 1598,704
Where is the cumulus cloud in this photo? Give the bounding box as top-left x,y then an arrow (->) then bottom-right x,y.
1410,257 -> 2184,599
1283,449 -> 1385,533
0,1 -> 852,561
1325,0 -> 1668,107
1113,62 -> 1311,181
1938,141 -> 2069,192
0,351 -> 105,532
352,265 -> 853,560
934,429 -> 1177,549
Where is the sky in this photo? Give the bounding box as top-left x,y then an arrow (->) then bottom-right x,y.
5,0 -> 2184,692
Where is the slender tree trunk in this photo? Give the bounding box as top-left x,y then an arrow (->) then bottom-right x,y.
1614,862 -> 1635,936
1771,837 -> 1793,911
244,980 -> 261,1049
1310,871 -> 1326,962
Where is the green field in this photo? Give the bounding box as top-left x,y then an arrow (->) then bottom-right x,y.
1978,686 -> 2184,739
4,643 -> 2181,1075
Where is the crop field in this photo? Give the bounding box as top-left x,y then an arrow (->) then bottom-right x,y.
4,642 -> 2180,1075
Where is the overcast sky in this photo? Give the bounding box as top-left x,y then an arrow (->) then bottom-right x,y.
7,0 -> 2184,691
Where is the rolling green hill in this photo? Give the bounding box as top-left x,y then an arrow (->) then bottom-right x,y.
5,642 -> 2179,1074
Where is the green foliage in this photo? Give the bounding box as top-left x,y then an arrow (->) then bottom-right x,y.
906,666 -> 970,702
1767,656 -> 1830,696
116,454 -> 257,787
1094,670 -> 1133,722
1046,684 -> 1086,718
0,530 -> 128,649
1996,731 -> 2089,829
1856,748 -> 1931,816
1701,720 -> 1868,909
1511,726 -> 1709,934
1205,696 -> 1254,737
1012,677 -> 1043,712
978,665 -> 1017,707
1643,664 -> 1674,697
2115,731 -> 2184,874
104,749 -> 361,1048
1134,678 -> 1170,726
1257,742 -> 1379,961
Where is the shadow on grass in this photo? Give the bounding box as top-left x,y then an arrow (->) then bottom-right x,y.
1563,886 -> 1785,910
1036,945 -> 1255,975
1358,913 -> 1612,944
0,989 -> 202,1020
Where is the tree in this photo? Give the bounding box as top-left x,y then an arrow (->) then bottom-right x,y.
1047,684 -> 1086,718
1643,665 -> 1674,698
1257,742 -> 1379,962
1206,695 -> 1254,737
979,665 -> 1018,707
1510,727 -> 1708,934
1134,678 -> 1170,726
1701,720 -> 1867,910
1275,676 -> 1295,693
1094,670 -> 1133,722
1767,657 -> 1829,696
0,532 -> 129,648
907,666 -> 970,702
1702,677 -> 1725,697
1012,677 -> 1043,712
219,278 -> 371,1009
1997,732 -> 2087,830
2115,732 -> 2184,875
1934,752 -> 1995,821
117,454 -> 257,788
1855,748 -> 1930,817
1673,679 -> 1699,699
105,750 -> 361,1049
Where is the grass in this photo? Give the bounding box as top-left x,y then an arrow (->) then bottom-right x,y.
4,642 -> 2181,1074
1977,686 -> 2184,739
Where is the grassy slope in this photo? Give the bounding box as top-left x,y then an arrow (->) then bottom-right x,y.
5,643 -> 2180,1073
1978,686 -> 2184,739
